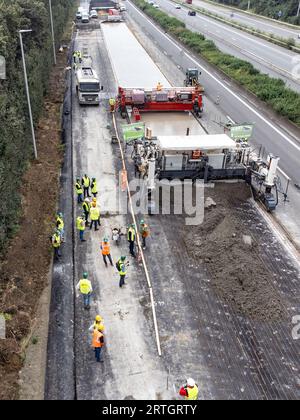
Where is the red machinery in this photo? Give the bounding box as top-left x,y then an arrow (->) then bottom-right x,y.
118,86 -> 203,116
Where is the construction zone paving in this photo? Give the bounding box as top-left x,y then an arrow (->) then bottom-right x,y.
42,12 -> 300,401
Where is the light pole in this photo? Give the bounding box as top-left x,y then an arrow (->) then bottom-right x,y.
297,1 -> 300,17
19,29 -> 38,160
49,0 -> 56,65
247,0 -> 251,10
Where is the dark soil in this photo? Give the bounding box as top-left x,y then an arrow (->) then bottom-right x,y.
184,183 -> 287,322
0,49 -> 68,400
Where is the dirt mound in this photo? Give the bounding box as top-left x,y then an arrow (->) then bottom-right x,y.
185,183 -> 287,321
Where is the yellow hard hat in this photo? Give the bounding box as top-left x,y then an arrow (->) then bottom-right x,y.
98,323 -> 105,332
95,315 -> 102,322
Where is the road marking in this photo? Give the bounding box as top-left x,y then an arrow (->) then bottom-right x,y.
128,1 -> 300,155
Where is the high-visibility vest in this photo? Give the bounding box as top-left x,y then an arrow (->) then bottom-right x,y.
118,262 -> 126,276
127,227 -> 135,242
101,242 -> 110,255
141,224 -> 149,238
56,216 -> 64,230
92,329 -> 104,348
109,98 -> 116,106
79,279 -> 92,295
76,217 -> 85,231
82,176 -> 90,188
185,385 -> 199,400
75,182 -> 83,194
52,234 -> 61,248
91,180 -> 98,194
83,202 -> 90,213
90,206 -> 100,221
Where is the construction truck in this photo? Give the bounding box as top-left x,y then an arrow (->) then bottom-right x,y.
107,8 -> 122,21
184,68 -> 204,92
186,0 -> 192,4
75,67 -> 101,105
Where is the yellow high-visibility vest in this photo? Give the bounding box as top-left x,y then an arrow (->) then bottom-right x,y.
76,217 -> 85,231
185,385 -> 199,400
90,206 -> 100,221
79,279 -> 92,295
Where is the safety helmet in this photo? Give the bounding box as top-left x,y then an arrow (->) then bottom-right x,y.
121,256 -> 126,261
84,198 -> 90,202
83,272 -> 88,279
92,177 -> 96,181
140,219 -> 144,224
55,229 -> 61,235
103,237 -> 109,242
95,315 -> 102,322
57,212 -> 63,218
187,378 -> 195,387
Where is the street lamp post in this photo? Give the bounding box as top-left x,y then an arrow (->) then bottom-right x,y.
247,0 -> 251,11
297,1 -> 300,17
19,30 -> 38,160
49,0 -> 56,65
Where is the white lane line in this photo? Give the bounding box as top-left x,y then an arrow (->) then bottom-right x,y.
128,1 -> 300,154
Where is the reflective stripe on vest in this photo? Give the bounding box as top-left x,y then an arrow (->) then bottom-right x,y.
79,279 -> 91,295
92,329 -> 103,348
186,385 -> 199,400
83,202 -> 90,213
75,182 -> 83,194
90,206 -> 100,221
101,242 -> 110,255
76,217 -> 85,231
52,234 -> 61,248
83,176 -> 90,188
127,228 -> 135,241
56,217 -> 64,230
91,181 -> 97,194
119,263 -> 126,276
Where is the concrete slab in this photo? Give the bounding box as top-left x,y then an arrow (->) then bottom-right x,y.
101,22 -> 171,88
140,112 -> 207,136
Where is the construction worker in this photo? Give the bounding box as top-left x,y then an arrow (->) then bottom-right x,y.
82,198 -> 90,225
101,237 -> 113,267
56,212 -> 64,242
140,219 -> 150,250
116,256 -> 128,288
91,177 -> 98,198
88,315 -> 105,333
156,82 -> 163,91
75,178 -> 83,204
90,202 -> 100,231
81,174 -> 91,198
91,326 -> 104,363
127,224 -> 136,257
109,97 -> 116,112
179,378 -> 199,400
76,214 -> 86,242
76,272 -> 92,310
51,230 -> 62,259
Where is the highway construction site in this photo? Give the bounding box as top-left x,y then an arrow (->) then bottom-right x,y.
43,3 -> 300,400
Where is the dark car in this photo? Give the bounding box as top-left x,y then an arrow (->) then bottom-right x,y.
188,11 -> 196,16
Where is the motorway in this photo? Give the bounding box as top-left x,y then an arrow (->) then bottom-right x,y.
192,0 -> 300,42
127,1 -> 300,187
150,0 -> 300,93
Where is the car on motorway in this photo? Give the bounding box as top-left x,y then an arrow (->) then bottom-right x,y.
90,10 -> 98,19
188,10 -> 196,16
76,11 -> 82,20
175,4 -> 181,8
81,12 -> 90,23
153,4 -> 160,8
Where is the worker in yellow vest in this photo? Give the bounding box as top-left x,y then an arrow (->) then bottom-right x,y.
109,97 -> 116,112
51,230 -> 62,259
127,224 -> 136,257
90,202 -> 100,231
179,378 -> 199,400
82,198 -> 90,226
101,237 -> 113,267
91,326 -> 104,363
116,256 -> 128,288
56,212 -> 64,242
76,214 -> 86,242
76,272 -> 93,309
156,82 -> 163,91
91,177 -> 98,198
81,174 -> 91,198
75,178 -> 83,204
89,315 -> 105,333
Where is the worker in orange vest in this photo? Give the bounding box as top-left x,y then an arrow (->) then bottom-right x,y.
140,219 -> 150,250
156,82 -> 163,91
92,326 -> 104,363
101,237 -> 113,267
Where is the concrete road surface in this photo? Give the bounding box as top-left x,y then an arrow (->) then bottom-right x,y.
149,0 -> 300,93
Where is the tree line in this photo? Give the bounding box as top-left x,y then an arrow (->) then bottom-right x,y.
0,0 -> 74,255
212,0 -> 300,25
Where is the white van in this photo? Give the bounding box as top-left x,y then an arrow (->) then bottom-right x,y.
81,12 -> 90,23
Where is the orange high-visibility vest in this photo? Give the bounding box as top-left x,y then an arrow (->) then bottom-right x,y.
92,329 -> 104,348
101,242 -> 110,255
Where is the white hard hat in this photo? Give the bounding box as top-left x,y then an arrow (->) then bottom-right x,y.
187,378 -> 195,387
